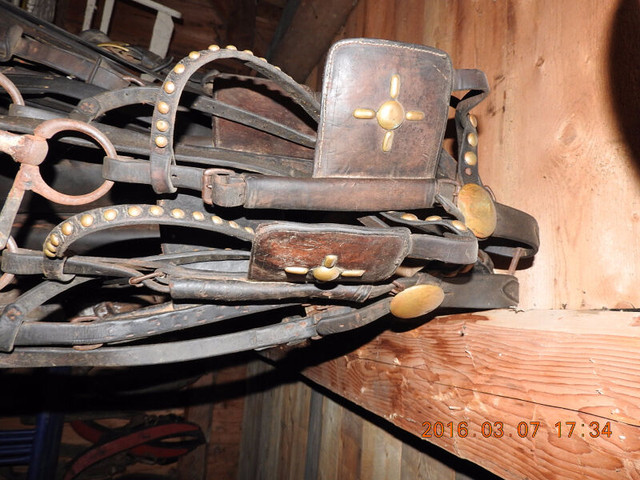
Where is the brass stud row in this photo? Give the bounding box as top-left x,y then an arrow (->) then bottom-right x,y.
44,205 -> 254,259
154,45 -> 285,150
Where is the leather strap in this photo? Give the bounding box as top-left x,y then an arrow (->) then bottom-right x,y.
484,202 -> 540,258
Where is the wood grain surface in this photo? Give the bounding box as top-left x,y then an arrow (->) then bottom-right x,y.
303,309 -> 640,479
307,0 -> 640,311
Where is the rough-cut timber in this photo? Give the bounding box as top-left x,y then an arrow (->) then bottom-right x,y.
268,0 -> 359,82
303,309 -> 640,480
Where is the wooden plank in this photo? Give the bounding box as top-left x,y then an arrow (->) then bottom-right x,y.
317,394 -> 343,480
337,403 -> 363,480
400,441 -> 454,480
258,368 -> 284,479
304,388 -> 324,480
237,360 -> 267,480
361,420 -> 402,480
269,0 -> 359,82
278,381 -> 312,480
206,362 -> 248,480
302,309 -> 640,480
176,373 -> 214,480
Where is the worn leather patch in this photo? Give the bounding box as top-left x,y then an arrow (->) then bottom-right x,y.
314,38 -> 453,179
249,222 -> 411,283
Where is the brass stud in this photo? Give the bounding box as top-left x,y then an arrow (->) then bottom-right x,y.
405,110 -> 425,121
258,57 -> 267,62
149,205 -> 164,216
377,100 -> 405,130
164,81 -> 176,94
464,151 -> 478,166
44,248 -> 57,258
208,44 -> 220,51
226,45 -> 237,50
49,234 -> 61,247
390,284 -> 445,319
127,205 -> 143,217
243,49 -> 253,55
103,209 -> 118,221
170,208 -> 185,219
228,221 -> 240,229
323,255 -> 338,268
155,136 -> 168,148
211,216 -> 223,225
456,183 -> 497,239
274,65 -> 281,71
189,51 -> 201,60
425,215 -> 442,222
312,266 -> 341,282
192,211 -> 205,221
61,222 -> 74,236
44,241 -> 57,254
401,213 -> 418,221
382,131 -> 394,152
451,220 -> 468,231
244,226 -> 254,234
156,120 -> 169,132
284,266 -> 309,275
353,108 -> 376,119
467,132 -> 478,147
341,269 -> 366,278
157,101 -> 170,114
389,74 -> 401,99
79,214 -> 94,227
173,63 -> 185,74
468,113 -> 478,128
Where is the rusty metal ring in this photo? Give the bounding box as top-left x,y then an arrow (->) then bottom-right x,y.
0,72 -> 25,106
31,118 -> 115,206
0,236 -> 18,291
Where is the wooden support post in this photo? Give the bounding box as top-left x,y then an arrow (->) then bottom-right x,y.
98,0 -> 115,34
302,309 -> 640,479
149,11 -> 174,58
268,0 -> 359,82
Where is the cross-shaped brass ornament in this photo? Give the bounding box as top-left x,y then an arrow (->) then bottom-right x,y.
352,74 -> 425,152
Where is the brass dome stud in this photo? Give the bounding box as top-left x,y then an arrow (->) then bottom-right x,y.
61,222 -> 74,236
149,205 -> 164,216
80,214 -> 94,227
103,209 -> 118,221
170,208 -> 185,219
157,102 -> 170,114
127,206 -> 143,217
464,151 -> 478,166
456,183 -> 497,239
390,284 -> 445,319
163,82 -> 176,94
451,220 -> 468,232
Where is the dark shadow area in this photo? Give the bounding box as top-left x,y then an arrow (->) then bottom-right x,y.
609,0 -> 640,171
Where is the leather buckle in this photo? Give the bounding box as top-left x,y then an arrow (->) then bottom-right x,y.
202,168 -> 245,207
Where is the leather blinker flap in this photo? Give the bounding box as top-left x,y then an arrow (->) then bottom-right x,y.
314,38 -> 453,180
249,222 -> 411,283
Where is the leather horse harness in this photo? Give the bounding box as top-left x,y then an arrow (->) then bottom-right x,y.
0,5 -> 538,367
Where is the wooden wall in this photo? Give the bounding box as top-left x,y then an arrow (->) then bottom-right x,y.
308,0 -> 640,311
237,360 -> 493,480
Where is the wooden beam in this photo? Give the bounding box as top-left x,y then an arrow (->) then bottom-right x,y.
268,0 -> 359,82
301,309 -> 640,479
